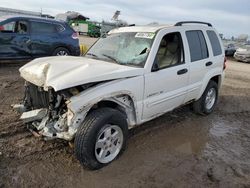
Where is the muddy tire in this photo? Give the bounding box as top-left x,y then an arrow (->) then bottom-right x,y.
193,80 -> 218,115
52,47 -> 70,56
74,107 -> 128,170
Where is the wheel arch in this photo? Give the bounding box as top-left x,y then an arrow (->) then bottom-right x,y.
86,94 -> 137,128
210,75 -> 222,88
52,46 -> 71,55
197,72 -> 222,100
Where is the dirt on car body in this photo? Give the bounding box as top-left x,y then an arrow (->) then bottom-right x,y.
0,59 -> 250,187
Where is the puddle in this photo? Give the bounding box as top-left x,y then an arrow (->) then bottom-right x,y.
210,120 -> 237,137
130,115 -> 212,156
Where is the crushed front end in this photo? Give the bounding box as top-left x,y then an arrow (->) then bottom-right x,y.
14,81 -> 77,140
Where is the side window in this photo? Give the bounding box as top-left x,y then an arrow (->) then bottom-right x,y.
0,21 -> 16,33
31,21 -> 56,34
16,21 -> 28,34
154,32 -> 184,70
186,30 -> 208,62
206,30 -> 222,56
0,20 -> 28,34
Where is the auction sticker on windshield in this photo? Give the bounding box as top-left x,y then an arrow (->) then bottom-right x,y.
135,32 -> 155,39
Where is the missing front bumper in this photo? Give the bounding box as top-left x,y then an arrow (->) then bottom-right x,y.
20,108 -> 47,123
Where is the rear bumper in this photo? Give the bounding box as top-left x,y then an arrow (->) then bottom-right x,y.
70,46 -> 80,56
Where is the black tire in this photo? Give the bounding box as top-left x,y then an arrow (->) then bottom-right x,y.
74,107 -> 128,170
193,80 -> 218,115
52,47 -> 70,56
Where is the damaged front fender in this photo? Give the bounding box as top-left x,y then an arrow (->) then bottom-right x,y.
15,75 -> 143,141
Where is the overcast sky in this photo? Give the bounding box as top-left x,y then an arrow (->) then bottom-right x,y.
1,0 -> 249,38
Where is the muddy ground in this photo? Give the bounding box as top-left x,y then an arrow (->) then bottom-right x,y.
0,59 -> 250,188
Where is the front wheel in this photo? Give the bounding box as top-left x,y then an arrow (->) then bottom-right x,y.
74,108 -> 128,170
193,80 -> 218,115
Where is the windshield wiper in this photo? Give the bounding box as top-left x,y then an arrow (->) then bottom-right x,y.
86,53 -> 98,58
102,54 -> 119,64
119,62 -> 142,68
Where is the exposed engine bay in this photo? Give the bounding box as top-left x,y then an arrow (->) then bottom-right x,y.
15,81 -> 97,140
14,81 -> 136,141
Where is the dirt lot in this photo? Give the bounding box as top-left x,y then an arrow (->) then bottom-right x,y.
79,35 -> 98,48
0,59 -> 250,188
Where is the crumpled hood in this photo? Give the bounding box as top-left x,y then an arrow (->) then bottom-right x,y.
19,56 -> 144,91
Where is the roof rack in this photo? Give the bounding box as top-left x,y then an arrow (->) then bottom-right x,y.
175,21 -> 212,27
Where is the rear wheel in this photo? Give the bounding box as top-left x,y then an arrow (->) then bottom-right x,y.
74,107 -> 128,170
193,80 -> 218,115
52,47 -> 70,56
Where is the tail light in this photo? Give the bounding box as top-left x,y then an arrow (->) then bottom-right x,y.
71,32 -> 78,39
223,57 -> 227,70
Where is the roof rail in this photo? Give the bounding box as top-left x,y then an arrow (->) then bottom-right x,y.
175,21 -> 212,27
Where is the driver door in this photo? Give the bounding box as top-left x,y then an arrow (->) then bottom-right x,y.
143,32 -> 189,120
0,19 -> 31,59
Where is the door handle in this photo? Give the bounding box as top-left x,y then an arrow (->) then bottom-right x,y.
177,68 -> 188,75
206,61 -> 213,66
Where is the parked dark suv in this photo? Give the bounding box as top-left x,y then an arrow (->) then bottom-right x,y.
0,16 -> 80,60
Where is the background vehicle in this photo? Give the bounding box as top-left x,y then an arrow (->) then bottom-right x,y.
70,20 -> 101,37
0,16 -> 80,60
224,43 -> 236,56
56,10 -> 130,38
234,45 -> 250,63
16,21 -> 225,170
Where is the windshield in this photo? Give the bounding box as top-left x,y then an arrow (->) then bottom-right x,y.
86,32 -> 155,67
0,16 -> 9,24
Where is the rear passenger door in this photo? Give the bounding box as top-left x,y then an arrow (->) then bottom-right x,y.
206,30 -> 224,71
30,21 -> 59,57
184,30 -> 210,102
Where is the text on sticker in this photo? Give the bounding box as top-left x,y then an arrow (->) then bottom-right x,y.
135,33 -> 155,39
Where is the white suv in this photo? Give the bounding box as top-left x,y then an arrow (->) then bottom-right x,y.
16,21 -> 226,169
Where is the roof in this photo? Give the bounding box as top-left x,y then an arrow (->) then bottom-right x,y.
109,21 -> 214,34
109,24 -> 173,34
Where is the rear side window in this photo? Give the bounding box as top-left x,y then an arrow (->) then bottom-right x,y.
186,30 -> 208,62
31,21 -> 56,34
206,30 -> 222,56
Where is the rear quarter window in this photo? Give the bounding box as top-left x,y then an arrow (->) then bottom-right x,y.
56,24 -> 65,33
186,30 -> 208,62
206,30 -> 222,56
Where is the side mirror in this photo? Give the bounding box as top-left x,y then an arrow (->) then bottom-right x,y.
151,59 -> 159,72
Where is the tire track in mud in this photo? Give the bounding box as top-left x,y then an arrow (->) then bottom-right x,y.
216,110 -> 250,117
0,125 -> 26,139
